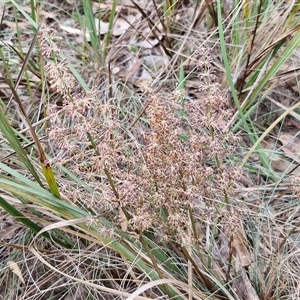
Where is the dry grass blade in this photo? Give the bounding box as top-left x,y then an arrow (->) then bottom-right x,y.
2,0 -> 300,299
236,23 -> 300,94
28,247 -> 153,300
242,100 -> 300,166
129,0 -> 172,57
126,278 -> 205,300
6,261 -> 25,285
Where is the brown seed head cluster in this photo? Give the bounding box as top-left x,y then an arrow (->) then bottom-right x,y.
38,24 -> 76,94
42,25 -> 240,244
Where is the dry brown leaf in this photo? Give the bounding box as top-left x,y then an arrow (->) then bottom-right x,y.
136,26 -> 164,49
216,216 -> 259,300
67,14 -> 138,42
277,131 -> 300,171
261,138 -> 300,173
279,131 -> 300,155
136,37 -> 161,49
6,261 -> 25,285
94,15 -> 139,36
21,6 -> 56,23
134,78 -> 152,89
290,119 -> 300,129
231,270 -> 260,300
232,233 -> 252,267
119,206 -> 128,232
2,20 -> 29,30
59,24 -> 83,35
113,15 -> 139,36
231,229 -> 259,300
126,59 -> 141,80
272,159 -> 298,174
95,19 -> 110,34
108,44 -> 153,84
143,55 -> 166,69
131,66 -> 152,84
112,18 -> 130,35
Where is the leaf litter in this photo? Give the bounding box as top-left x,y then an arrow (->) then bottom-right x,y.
1,0 -> 300,299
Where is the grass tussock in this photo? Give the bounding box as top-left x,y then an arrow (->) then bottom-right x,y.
1,0 -> 300,299
46,35 -> 238,239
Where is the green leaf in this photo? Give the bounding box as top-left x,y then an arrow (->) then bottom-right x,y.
0,195 -> 71,248
0,107 -> 43,186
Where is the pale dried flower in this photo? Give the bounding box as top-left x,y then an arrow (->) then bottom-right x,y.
47,44 -> 241,245
38,24 -> 63,58
44,60 -> 76,94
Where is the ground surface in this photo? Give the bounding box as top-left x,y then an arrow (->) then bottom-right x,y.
1,1 -> 300,299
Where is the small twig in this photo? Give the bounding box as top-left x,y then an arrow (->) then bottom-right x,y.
225,234 -> 234,283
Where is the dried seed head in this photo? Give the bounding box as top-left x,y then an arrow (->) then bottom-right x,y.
47,45 -> 241,245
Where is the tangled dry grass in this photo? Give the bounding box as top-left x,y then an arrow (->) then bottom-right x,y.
1,1 -> 300,299
44,28 -> 238,239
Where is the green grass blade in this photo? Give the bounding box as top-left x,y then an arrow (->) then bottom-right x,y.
0,174 -> 183,297
82,0 -> 100,53
29,0 -> 36,23
0,107 -> 43,186
178,60 -> 186,91
0,162 -> 41,187
241,100 -> 300,166
66,59 -> 89,91
216,0 -> 278,181
58,165 -> 94,194
41,163 -> 61,199
103,0 -> 118,59
0,195 -> 71,248
242,27 -> 300,109
8,0 -> 38,29
143,236 -> 183,275
216,0 -> 244,122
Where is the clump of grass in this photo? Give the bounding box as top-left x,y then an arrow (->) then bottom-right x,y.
45,36 -> 239,242
3,1 -> 300,299
25,26 -> 247,298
